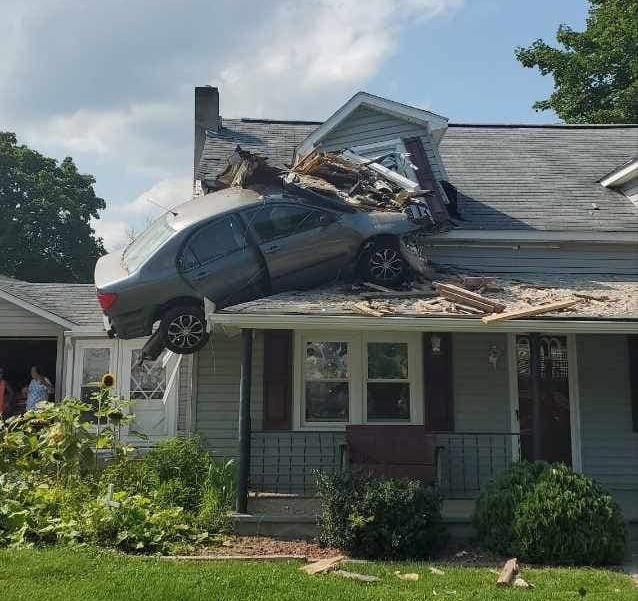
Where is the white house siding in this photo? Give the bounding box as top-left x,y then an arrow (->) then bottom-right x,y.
316,105 -> 446,182
578,334 -> 638,519
0,298 -> 62,337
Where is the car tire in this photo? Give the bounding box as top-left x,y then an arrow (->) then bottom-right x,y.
362,240 -> 408,287
159,304 -> 209,355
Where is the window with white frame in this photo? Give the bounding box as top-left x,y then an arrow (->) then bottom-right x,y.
296,332 -> 422,428
129,349 -> 166,401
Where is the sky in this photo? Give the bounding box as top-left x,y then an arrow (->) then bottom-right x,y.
1,0 -> 589,251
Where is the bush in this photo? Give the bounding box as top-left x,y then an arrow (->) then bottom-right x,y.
473,461 -> 547,555
473,461 -> 627,565
316,471 -> 446,559
513,465 -> 626,565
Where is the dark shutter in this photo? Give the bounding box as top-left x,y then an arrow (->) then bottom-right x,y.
423,333 -> 454,431
262,330 -> 293,430
629,335 -> 638,433
402,137 -> 450,225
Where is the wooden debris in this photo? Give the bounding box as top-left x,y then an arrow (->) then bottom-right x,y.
496,558 -> 518,587
301,555 -> 344,575
573,292 -> 610,302
433,282 -> 507,313
394,571 -> 419,581
429,567 -> 445,575
333,570 -> 380,583
362,281 -> 395,293
452,302 -> 485,315
352,302 -> 385,317
513,577 -> 533,589
359,290 -> 437,300
415,298 -> 442,313
482,299 -> 579,324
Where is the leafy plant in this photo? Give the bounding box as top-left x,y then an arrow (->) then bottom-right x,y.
473,460 -> 548,555
513,465 -> 626,565
316,471 -> 446,559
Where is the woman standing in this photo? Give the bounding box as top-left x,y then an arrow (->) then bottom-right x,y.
26,366 -> 53,411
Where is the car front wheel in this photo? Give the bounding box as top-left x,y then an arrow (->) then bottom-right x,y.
160,305 -> 209,354
362,241 -> 408,287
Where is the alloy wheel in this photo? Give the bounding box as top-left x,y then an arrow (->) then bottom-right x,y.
369,248 -> 405,282
166,313 -> 206,350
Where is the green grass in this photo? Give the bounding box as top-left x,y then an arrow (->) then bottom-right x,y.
0,548 -> 634,601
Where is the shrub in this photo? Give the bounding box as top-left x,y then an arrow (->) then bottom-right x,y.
197,459 -> 235,532
473,461 -> 547,555
316,471 -> 446,559
513,465 -> 626,565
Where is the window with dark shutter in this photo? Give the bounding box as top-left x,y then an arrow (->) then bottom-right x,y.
262,330 -> 293,430
629,335 -> 638,433
423,333 -> 454,431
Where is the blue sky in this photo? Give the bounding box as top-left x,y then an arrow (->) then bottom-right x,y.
1,0 -> 588,249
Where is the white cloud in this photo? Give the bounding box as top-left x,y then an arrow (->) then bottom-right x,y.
94,176 -> 193,252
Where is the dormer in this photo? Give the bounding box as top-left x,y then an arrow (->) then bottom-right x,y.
599,157 -> 638,207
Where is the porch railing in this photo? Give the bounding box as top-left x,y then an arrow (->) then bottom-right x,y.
249,430 -> 519,497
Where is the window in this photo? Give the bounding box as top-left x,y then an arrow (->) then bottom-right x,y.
123,215 -> 176,272
304,341 -> 349,422
187,216 -> 245,265
80,347 -> 110,405
245,205 -> 324,243
366,342 -> 410,421
297,332 -> 422,428
129,350 -> 166,401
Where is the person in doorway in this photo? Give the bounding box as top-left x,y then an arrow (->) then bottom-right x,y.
26,366 -> 53,411
0,367 -> 14,417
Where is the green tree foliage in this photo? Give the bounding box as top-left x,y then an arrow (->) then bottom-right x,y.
515,0 -> 638,123
0,132 -> 106,282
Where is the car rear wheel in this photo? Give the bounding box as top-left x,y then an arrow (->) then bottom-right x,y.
362,241 -> 408,287
160,305 -> 209,354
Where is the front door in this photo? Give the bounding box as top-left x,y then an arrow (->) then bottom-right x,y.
517,334 -> 572,465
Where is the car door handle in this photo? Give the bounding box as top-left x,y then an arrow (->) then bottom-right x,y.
263,244 -> 280,254
193,270 -> 208,281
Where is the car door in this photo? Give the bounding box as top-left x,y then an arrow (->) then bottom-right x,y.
178,214 -> 267,308
242,203 -> 359,292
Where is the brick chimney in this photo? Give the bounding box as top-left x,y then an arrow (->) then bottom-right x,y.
194,86 -> 220,184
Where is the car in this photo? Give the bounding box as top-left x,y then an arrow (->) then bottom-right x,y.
94,187 -> 424,356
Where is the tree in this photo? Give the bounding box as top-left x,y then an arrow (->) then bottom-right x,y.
0,132 -> 106,283
515,0 -> 638,123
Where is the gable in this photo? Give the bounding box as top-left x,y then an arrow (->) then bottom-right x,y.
0,297 -> 63,336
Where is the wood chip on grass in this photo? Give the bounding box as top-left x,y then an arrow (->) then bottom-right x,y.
301,556 -> 344,575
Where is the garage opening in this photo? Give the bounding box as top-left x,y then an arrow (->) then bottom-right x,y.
0,338 -> 57,413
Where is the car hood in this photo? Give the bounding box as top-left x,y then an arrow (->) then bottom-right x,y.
94,250 -> 129,290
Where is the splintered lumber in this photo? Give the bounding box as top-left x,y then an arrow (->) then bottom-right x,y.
573,292 -> 610,302
496,558 -> 518,587
333,570 -> 380,583
301,555 -> 344,575
481,299 -> 579,324
363,281 -> 395,293
433,282 -> 507,313
453,302 -> 485,315
352,302 -> 385,317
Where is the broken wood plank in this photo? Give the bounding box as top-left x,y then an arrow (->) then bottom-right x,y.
333,570 -> 380,583
434,289 -> 499,313
496,558 -> 518,587
482,300 -> 579,324
452,302 -> 485,315
573,292 -> 610,302
433,282 -> 507,312
359,290 -> 437,300
301,555 -> 344,575
352,302 -> 385,317
362,281 -> 395,293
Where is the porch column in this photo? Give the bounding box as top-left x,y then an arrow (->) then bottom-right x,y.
235,328 -> 253,514
529,333 -> 543,460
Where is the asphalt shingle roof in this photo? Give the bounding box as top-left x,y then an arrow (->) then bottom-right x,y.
198,120 -> 638,232
0,279 -> 102,328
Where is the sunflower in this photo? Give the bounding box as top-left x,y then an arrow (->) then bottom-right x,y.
101,372 -> 116,389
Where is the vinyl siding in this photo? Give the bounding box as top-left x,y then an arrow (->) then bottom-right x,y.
425,241 -> 638,275
578,334 -> 638,519
317,106 -> 445,181
0,298 -> 62,337
194,330 -> 263,458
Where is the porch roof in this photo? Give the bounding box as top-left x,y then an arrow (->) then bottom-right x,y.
215,274 -> 638,332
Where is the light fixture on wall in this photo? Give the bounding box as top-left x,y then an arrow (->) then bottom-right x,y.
430,334 -> 442,355
488,345 -> 502,370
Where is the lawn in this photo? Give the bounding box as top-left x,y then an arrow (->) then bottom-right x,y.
0,548 -> 634,601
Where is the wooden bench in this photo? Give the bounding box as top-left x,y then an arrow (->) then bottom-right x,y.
343,425 -> 442,485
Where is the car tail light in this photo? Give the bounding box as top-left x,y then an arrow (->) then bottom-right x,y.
97,290 -> 118,312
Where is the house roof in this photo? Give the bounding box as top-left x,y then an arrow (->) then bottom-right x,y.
0,278 -> 102,329
198,120 -> 638,233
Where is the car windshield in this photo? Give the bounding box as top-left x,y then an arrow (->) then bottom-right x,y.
122,215 -> 176,272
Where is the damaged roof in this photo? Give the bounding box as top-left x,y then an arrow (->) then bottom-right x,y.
0,278 -> 102,328
198,120 -> 638,233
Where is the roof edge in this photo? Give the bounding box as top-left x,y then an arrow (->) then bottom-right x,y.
0,288 -> 76,329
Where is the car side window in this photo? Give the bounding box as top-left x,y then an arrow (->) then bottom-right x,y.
182,216 -> 246,268
244,205 -> 329,243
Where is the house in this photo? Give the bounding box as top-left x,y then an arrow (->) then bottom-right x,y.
190,87 -> 638,531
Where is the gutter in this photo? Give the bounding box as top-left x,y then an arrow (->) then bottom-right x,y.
208,312 -> 638,334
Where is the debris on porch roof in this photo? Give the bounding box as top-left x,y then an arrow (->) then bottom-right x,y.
220,274 -> 638,321
213,146 -> 453,230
